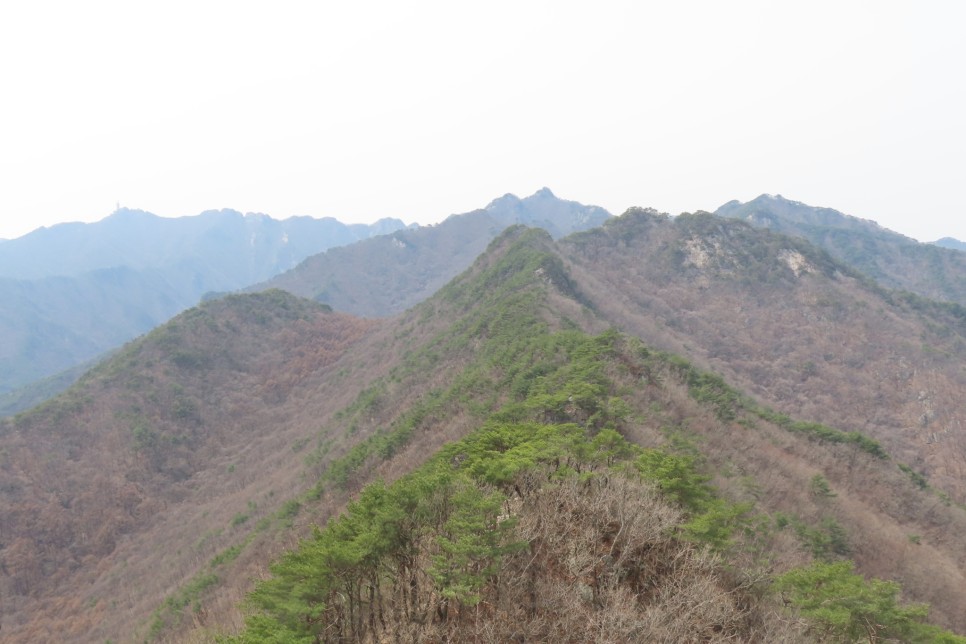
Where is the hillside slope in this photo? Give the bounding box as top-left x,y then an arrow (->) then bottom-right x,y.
0,209 -> 405,398
559,209 -> 966,501
0,291 -> 381,641
5,224 -> 966,640
218,227 -> 966,639
716,194 -> 966,305
0,268 -> 185,395
258,188 -> 610,317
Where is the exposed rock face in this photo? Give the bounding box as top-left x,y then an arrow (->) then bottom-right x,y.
715,194 -> 966,305
559,209 -> 966,501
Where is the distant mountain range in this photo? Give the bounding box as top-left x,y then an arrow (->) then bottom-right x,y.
0,191 -> 610,410
0,208 -> 407,281
0,209 -> 407,402
6,191 -> 966,415
6,210 -> 966,640
256,187 -> 612,316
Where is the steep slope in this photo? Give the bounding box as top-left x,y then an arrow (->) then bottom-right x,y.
0,268 -> 185,395
216,227 -> 966,639
0,360 -> 95,418
259,209 -> 510,317
0,228 -> 601,642
0,291 -> 381,641
0,209 -> 405,398
257,188 -> 611,316
716,194 -> 966,304
6,224 -> 966,641
559,209 -> 966,501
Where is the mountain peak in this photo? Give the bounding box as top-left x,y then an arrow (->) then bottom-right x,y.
485,192 -> 522,210
529,186 -> 556,199
483,189 -> 611,239
485,187 -> 558,211
749,193 -> 802,207
931,237 -> 966,251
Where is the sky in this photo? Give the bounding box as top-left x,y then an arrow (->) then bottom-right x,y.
1,1 -> 964,242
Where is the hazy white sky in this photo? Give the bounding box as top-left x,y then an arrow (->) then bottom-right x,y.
1,1 -> 964,241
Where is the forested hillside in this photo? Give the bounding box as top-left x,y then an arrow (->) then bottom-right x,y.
716,194 -> 966,305
0,209 -> 405,401
0,190 -> 604,407
0,291 -> 381,640
218,227 -> 966,641
560,208 -> 966,502
258,188 -> 610,317
5,216 -> 966,641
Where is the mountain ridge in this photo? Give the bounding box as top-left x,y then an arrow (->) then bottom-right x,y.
559,208 -> 966,498
256,188 -> 611,316
715,194 -> 966,305
0,208 -> 408,280
7,194 -> 966,640
151,223 -> 966,636
0,209 -> 408,400
5,220 -> 966,639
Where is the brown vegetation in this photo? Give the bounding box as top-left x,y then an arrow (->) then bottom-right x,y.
5,217 -> 966,641
0,291 -> 379,641
560,209 -> 966,501
717,193 -> 966,305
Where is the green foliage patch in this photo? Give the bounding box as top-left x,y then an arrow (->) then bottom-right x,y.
147,572 -> 220,640
215,232 -> 952,641
231,416 -> 741,641
778,561 -> 965,643
219,248 -> 955,642
655,349 -> 889,459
